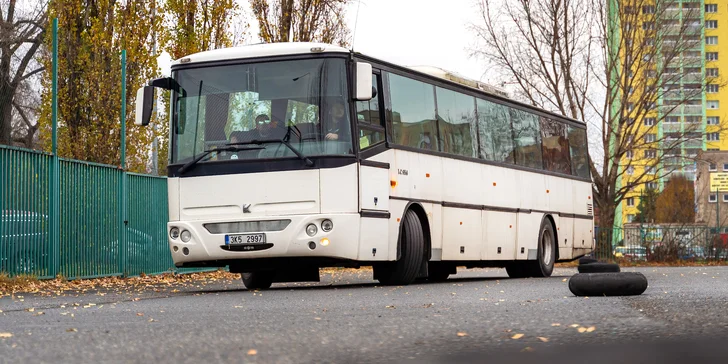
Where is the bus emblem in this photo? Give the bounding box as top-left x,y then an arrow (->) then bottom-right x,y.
242,204 -> 252,213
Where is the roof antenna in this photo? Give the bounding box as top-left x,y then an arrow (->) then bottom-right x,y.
351,0 -> 362,52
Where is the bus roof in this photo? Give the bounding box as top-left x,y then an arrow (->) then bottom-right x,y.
171,42 -> 350,66
172,42 -> 586,127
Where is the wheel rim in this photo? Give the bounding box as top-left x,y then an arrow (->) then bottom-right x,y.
541,228 -> 553,266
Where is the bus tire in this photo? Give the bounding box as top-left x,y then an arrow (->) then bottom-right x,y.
568,272 -> 648,296
529,218 -> 557,277
241,272 -> 274,290
376,209 -> 425,286
578,257 -> 598,265
577,262 -> 620,273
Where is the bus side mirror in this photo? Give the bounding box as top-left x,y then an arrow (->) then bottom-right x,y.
355,62 -> 372,101
135,86 -> 154,126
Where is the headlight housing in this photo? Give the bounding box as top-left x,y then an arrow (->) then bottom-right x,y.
170,227 -> 180,240
306,223 -> 318,237
180,230 -> 192,242
321,219 -> 333,232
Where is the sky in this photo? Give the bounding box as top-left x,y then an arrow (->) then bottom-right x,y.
158,0 -> 491,84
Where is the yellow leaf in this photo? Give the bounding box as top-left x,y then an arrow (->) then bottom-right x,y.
26,308 -> 34,312
586,326 -> 596,332
551,323 -> 561,327
577,327 -> 587,333
137,313 -> 144,316
511,333 -> 524,339
562,278 -> 567,282
569,324 -> 580,328
66,328 -> 77,332
537,337 -> 549,342
0,333 -> 12,338
457,332 -> 468,337
247,349 -> 257,356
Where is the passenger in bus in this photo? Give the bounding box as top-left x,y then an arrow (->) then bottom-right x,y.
252,114 -> 272,140
419,132 -> 433,150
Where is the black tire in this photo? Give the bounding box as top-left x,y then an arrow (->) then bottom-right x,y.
376,209 -> 425,286
427,262 -> 452,282
568,272 -> 648,296
241,272 -> 274,290
577,262 -> 620,273
578,257 -> 598,265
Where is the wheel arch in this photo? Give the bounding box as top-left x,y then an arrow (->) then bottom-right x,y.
397,202 -> 432,261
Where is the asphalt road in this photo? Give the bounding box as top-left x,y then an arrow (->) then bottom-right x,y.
2,266 -> 728,364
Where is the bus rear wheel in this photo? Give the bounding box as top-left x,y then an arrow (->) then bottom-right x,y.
241,271 -> 274,290
506,219 -> 556,278
375,209 -> 425,286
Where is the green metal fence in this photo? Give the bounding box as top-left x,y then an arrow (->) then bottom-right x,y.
0,144 -> 208,279
593,226 -> 728,262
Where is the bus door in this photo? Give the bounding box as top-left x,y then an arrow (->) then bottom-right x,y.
356,72 -> 390,260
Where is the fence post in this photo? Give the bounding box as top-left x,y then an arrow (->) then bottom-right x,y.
50,18 -> 60,278
118,50 -> 128,276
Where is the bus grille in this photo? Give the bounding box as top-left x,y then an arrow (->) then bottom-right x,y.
204,219 -> 291,234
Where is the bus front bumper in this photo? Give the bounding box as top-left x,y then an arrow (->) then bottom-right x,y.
167,214 -> 361,266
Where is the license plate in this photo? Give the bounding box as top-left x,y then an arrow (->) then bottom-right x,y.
225,233 -> 266,245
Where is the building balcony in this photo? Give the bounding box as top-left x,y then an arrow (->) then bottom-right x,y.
683,105 -> 703,114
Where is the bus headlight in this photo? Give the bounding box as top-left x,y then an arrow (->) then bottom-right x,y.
306,224 -> 318,237
321,219 -> 333,232
170,227 -> 180,240
180,230 -> 192,243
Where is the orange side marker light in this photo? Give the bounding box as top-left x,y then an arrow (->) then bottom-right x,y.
390,180 -> 397,188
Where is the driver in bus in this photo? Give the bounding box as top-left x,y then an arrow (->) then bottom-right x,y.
324,100 -> 349,141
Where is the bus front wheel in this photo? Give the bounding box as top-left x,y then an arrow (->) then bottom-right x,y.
375,209 -> 425,286
241,271 -> 274,290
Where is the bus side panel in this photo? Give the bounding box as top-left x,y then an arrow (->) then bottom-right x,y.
547,176 -> 573,218
519,171 -> 548,212
442,159 -> 484,205
482,164 -> 519,209
441,208 -> 482,260
358,218 -> 389,261
481,211 -> 517,260
556,215 -> 574,260
320,164 -> 359,213
428,202 -> 443,260
516,213 -> 543,260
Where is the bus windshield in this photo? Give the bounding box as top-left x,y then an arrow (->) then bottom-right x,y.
171,58 -> 353,165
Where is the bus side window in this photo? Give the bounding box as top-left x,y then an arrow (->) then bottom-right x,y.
357,73 -> 385,150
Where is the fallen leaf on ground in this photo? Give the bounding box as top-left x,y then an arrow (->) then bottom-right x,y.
0,333 -> 12,338
537,337 -> 549,342
569,324 -> 580,328
247,349 -> 257,356
136,313 -> 144,316
562,279 -> 567,282
577,327 -> 587,333
586,326 -> 596,333
521,347 -> 534,352
511,333 -> 524,339
26,308 -> 34,312
457,332 -> 468,337
551,323 -> 561,327
385,305 -> 396,309
66,328 -> 77,332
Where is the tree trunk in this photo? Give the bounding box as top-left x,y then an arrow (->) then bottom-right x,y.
595,197 -> 617,261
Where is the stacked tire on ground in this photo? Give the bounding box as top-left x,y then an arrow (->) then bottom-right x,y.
568,258 -> 648,296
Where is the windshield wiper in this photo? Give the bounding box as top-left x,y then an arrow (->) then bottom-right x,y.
229,139 -> 315,167
177,144 -> 264,175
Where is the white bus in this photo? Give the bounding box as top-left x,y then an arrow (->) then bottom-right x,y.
135,42 -> 594,289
